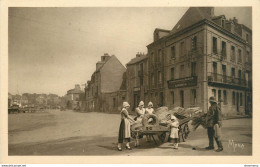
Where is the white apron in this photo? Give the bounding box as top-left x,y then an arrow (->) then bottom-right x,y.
124,118 -> 131,138
170,122 -> 179,139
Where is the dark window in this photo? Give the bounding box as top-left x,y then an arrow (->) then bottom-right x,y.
154,51 -> 157,62
212,89 -> 216,98
221,19 -> 225,28
151,52 -> 154,63
158,49 -> 162,62
238,49 -> 242,63
223,90 -> 227,105
231,68 -> 235,77
218,90 -> 222,102
231,46 -> 235,61
171,46 -> 175,59
170,67 -> 175,80
158,71 -> 162,83
246,33 -> 249,42
159,92 -> 164,107
191,89 -> 197,105
151,73 -> 154,85
140,63 -> 144,86
222,65 -> 227,82
246,51 -> 249,62
191,36 -> 197,50
240,93 -> 243,106
113,98 -> 116,107
232,91 -> 236,105
213,62 -> 217,81
180,42 -> 185,56
221,41 -> 226,58
180,90 -> 184,107
191,62 -> 197,76
122,97 -> 125,101
171,91 -> 174,104
180,65 -> 185,78
213,37 -> 217,54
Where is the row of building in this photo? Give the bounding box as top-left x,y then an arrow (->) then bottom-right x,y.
8,93 -> 62,109
67,7 -> 252,116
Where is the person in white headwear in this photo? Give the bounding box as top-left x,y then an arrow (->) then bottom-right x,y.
117,102 -> 135,151
145,101 -> 155,142
145,101 -> 155,115
168,115 -> 179,149
133,101 -> 145,147
135,101 -> 145,122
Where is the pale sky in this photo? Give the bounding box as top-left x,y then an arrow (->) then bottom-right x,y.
8,7 -> 252,96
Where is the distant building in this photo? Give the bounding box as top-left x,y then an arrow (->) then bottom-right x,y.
36,94 -> 47,106
85,53 -> 126,113
65,84 -> 84,109
126,53 -> 149,111
8,93 -> 13,107
145,7 -> 252,115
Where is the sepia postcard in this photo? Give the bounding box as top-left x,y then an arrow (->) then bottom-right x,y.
0,0 -> 260,164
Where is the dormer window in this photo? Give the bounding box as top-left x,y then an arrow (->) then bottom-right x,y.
221,19 -> 225,28
246,33 -> 249,42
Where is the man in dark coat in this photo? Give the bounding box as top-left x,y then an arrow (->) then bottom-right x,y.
205,96 -> 223,152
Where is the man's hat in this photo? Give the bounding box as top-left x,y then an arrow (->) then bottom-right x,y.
209,96 -> 217,103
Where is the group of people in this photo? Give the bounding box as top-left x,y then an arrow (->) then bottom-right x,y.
117,101 -> 180,151
117,96 -> 223,152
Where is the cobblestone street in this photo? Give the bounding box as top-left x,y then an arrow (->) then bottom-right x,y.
8,110 -> 252,156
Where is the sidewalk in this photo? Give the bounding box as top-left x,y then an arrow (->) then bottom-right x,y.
223,114 -> 250,120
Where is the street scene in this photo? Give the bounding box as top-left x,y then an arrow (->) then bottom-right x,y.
9,109 -> 251,155
8,7 -> 252,156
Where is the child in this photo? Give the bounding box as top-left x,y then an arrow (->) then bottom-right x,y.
134,101 -> 145,147
118,102 -> 135,151
145,102 -> 154,115
145,101 -> 155,142
168,115 -> 179,149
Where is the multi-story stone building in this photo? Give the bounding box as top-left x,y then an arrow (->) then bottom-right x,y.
85,53 -> 126,113
65,84 -> 84,109
126,53 -> 149,111
146,7 -> 252,115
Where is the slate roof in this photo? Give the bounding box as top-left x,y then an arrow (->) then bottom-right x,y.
170,7 -> 214,35
126,54 -> 148,66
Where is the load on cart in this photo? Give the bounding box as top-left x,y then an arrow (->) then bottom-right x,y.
130,106 -> 202,145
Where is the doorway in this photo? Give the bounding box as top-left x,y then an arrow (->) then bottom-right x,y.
236,92 -> 239,112
159,92 -> 164,107
134,94 -> 140,111
180,90 -> 184,108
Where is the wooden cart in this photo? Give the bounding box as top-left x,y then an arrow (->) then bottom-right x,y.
130,114 -> 190,145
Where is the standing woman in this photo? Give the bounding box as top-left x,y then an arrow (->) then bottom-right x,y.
118,102 -> 135,151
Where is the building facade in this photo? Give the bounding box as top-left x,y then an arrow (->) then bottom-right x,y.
85,53 -> 126,113
126,53 -> 149,111
65,84 -> 84,109
145,7 -> 252,116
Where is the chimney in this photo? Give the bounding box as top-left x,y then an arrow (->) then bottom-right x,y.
101,53 -> 110,62
75,84 -> 80,90
210,7 -> 214,17
233,17 -> 238,24
136,52 -> 142,58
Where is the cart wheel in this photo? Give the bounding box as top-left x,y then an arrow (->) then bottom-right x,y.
183,124 -> 190,139
158,132 -> 166,142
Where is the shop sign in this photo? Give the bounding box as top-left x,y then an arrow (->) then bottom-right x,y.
167,76 -> 197,89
